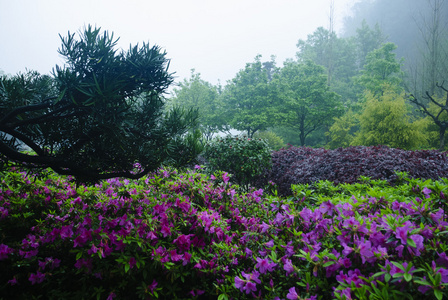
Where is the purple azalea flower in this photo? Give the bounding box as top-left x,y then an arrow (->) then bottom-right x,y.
259,222 -> 270,233
284,258 -> 295,276
8,277 -> 18,286
265,240 -> 274,248
0,244 -> 13,260
29,271 -> 45,285
286,287 -> 299,299
422,187 -> 432,198
148,279 -> 158,293
255,257 -> 277,274
394,225 -> 409,245
355,238 -> 374,264
409,234 -> 424,256
235,271 -> 261,294
173,234 -> 192,252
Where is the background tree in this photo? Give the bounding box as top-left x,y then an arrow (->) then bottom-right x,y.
356,43 -> 404,96
296,27 -> 359,104
276,60 -> 343,146
0,26 -> 201,182
222,55 -> 279,137
411,0 -> 448,97
355,20 -> 386,69
168,70 -> 223,141
353,87 -> 428,149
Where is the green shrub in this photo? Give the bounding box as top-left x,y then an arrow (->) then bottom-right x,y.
203,135 -> 272,190
253,131 -> 285,151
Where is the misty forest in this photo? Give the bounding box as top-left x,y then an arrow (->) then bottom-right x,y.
169,0 -> 448,151
1,0 -> 448,299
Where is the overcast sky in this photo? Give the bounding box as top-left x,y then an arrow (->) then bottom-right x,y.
0,0 -> 358,88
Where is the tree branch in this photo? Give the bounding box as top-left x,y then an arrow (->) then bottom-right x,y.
0,97 -> 56,124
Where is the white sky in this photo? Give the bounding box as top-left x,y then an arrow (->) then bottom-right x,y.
0,0 -> 357,88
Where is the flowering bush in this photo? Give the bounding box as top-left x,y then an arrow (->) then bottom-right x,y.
0,164 -> 447,299
203,135 -> 272,190
260,145 -> 448,196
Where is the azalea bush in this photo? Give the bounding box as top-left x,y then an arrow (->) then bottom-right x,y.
0,164 -> 447,299
203,135 -> 272,190
260,145 -> 448,196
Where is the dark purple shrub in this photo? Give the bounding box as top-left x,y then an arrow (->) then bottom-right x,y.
258,145 -> 448,196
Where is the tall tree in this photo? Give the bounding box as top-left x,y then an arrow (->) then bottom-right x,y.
168,70 -> 223,141
412,0 -> 448,97
222,55 -> 279,138
356,43 -> 404,96
355,20 -> 386,68
0,26 -> 201,182
296,27 -> 359,105
276,60 -> 343,146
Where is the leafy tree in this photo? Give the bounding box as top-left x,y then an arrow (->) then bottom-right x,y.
355,20 -> 386,68
296,27 -> 359,104
353,87 -> 428,149
168,70 -> 224,141
0,26 -> 201,182
356,42 -> 404,96
222,55 -> 279,138
410,82 -> 448,150
276,60 -> 343,146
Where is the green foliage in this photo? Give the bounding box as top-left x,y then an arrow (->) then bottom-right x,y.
326,109 -> 358,149
168,70 -> 224,141
0,25 -> 201,182
275,60 -> 343,146
203,135 -> 272,189
253,130 -> 285,151
353,87 -> 428,149
221,55 -> 279,137
356,42 -> 404,96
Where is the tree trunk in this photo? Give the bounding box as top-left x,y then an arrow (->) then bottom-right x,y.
439,126 -> 446,151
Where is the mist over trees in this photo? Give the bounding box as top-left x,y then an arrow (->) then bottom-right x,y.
168,0 -> 448,151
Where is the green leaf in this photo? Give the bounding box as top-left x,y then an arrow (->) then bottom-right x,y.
434,289 -> 443,300
406,238 -> 416,248
403,273 -> 412,282
323,261 -> 336,267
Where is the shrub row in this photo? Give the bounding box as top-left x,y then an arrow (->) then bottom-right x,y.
258,145 -> 448,196
1,166 -> 448,299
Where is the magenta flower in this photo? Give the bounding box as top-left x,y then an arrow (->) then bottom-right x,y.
409,234 -> 424,256
29,271 -> 45,285
173,234 -> 192,252
284,258 -> 295,276
160,224 -> 171,237
222,172 -> 230,184
286,287 -> 299,299
7,277 -> 18,286
0,244 -> 13,260
422,187 -> 432,198
255,257 -> 277,274
234,271 -> 261,294
148,279 -> 158,293
395,225 -> 410,245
